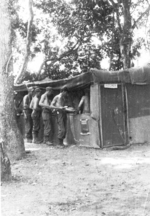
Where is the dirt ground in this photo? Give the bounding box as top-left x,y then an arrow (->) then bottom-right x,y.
1,142 -> 150,216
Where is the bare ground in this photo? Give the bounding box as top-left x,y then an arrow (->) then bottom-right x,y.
1,142 -> 150,216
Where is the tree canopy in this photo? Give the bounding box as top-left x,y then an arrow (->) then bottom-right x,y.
13,0 -> 150,83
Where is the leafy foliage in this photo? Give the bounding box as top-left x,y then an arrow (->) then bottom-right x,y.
13,0 -> 150,81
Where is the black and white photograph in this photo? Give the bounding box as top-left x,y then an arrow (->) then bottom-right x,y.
1,0 -> 150,215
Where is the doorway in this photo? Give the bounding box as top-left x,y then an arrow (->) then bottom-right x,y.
100,84 -> 128,147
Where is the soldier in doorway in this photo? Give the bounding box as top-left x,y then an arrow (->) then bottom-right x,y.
39,87 -> 54,145
30,87 -> 42,143
78,88 -> 90,114
51,86 -> 70,147
23,87 -> 34,142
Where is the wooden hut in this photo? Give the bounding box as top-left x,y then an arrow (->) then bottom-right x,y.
14,64 -> 150,148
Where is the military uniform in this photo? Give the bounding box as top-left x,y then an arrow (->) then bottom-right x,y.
31,110 -> 41,140
51,88 -> 70,146
57,109 -> 67,142
39,87 -> 54,144
30,88 -> 41,143
23,93 -> 33,141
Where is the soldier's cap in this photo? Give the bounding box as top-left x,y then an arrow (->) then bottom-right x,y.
27,87 -> 34,92
46,86 -> 53,91
34,87 -> 41,92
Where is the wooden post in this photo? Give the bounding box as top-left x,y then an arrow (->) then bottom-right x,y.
98,84 -> 103,148
124,85 -> 129,144
121,84 -> 129,145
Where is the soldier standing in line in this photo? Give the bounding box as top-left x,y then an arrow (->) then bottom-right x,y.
30,87 -> 42,144
50,86 -> 70,147
39,87 -> 54,145
23,87 -> 34,142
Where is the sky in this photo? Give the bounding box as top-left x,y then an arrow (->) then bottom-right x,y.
101,50 -> 150,70
134,50 -> 150,67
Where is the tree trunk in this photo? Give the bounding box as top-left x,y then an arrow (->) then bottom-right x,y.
0,140 -> 11,181
120,0 -> 132,69
0,0 -> 25,165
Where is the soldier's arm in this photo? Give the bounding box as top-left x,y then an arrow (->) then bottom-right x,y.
23,95 -> 28,109
50,96 -> 64,110
50,96 -> 57,108
29,98 -> 33,110
78,96 -> 85,110
39,94 -> 51,109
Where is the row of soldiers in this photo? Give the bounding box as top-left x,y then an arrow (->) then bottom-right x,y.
23,86 -> 90,147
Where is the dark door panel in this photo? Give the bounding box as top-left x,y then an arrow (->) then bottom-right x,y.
101,85 -> 126,147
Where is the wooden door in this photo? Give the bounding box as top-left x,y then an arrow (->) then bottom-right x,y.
101,84 -> 127,147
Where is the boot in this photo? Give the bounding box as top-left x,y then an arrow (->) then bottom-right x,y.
24,135 -> 32,143
32,133 -> 41,144
57,139 -> 65,148
43,136 -> 53,145
25,138 -> 32,143
32,133 -> 37,144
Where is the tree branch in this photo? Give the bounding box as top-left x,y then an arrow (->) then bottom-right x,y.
109,0 -> 122,33
35,41 -> 81,81
14,0 -> 33,84
43,40 -> 80,69
132,5 -> 150,29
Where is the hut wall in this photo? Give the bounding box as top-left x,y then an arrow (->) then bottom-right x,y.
65,83 -> 100,148
127,84 -> 150,144
69,113 -> 100,148
90,83 -> 100,121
